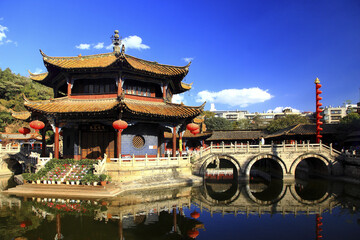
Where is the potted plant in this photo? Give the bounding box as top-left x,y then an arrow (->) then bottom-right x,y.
99,174 -> 107,186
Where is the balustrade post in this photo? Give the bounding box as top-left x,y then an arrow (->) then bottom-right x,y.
319,140 -> 322,151
307,140 -> 310,151
295,141 -> 298,151
330,143 -> 333,156
168,154 -> 171,165
210,142 -> 213,153
200,147 -> 203,158
119,154 -> 122,167
177,154 -> 180,165
145,154 -> 148,166
259,142 -> 261,152
283,141 -> 285,152
234,141 -> 237,153
132,154 -> 135,167
247,141 -> 249,153
222,141 -> 224,153
271,141 -> 274,152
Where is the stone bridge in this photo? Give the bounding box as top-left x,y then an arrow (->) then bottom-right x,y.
191,142 -> 344,180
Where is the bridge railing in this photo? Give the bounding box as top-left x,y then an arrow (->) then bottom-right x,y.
191,141 -> 340,161
108,154 -> 191,168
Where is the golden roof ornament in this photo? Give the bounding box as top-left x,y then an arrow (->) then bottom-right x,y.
314,77 -> 320,84
112,30 -> 121,55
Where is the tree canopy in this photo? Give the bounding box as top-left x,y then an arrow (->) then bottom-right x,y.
0,67 -> 53,132
266,114 -> 310,133
204,117 -> 233,130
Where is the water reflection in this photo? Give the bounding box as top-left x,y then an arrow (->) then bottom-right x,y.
1,178 -> 360,240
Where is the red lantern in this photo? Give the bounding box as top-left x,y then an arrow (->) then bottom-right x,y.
316,96 -> 322,101
29,120 -> 45,132
187,229 -> 199,239
316,83 -> 322,89
19,127 -> 31,135
191,128 -> 200,135
317,126 -> 323,132
187,123 -> 199,131
190,210 -> 200,219
113,119 -> 128,130
20,222 -> 26,228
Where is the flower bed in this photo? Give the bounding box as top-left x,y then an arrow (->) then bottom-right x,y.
22,159 -> 109,185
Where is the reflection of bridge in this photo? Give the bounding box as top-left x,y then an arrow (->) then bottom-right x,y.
192,180 -> 339,217
192,142 -> 344,180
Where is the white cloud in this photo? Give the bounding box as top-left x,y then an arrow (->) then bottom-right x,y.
183,57 -> 193,63
172,94 -> 186,104
267,106 -> 300,113
75,43 -> 91,50
122,35 -> 149,50
105,43 -> 113,50
0,24 -> 8,42
0,18 -> 3,21
94,42 -> 104,49
32,68 -> 43,74
196,88 -> 273,107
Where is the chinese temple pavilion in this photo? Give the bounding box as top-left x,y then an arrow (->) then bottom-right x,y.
16,31 -> 204,160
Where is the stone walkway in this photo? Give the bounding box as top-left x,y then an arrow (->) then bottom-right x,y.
2,183 -> 122,199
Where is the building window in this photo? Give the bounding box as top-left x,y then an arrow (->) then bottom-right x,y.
132,135 -> 145,149
72,78 -> 117,95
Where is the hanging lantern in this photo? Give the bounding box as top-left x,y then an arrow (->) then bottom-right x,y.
113,119 -> 128,130
187,229 -> 199,239
29,120 -> 45,132
19,127 -> 31,135
187,123 -> 199,131
190,210 -> 200,219
191,128 -> 200,135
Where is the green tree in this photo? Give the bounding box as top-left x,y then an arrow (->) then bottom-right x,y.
205,117 -> 233,130
232,119 -> 251,130
201,110 -> 215,119
266,115 -> 310,133
0,111 -> 14,131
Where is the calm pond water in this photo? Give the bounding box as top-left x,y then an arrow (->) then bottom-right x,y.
1,176 -> 360,240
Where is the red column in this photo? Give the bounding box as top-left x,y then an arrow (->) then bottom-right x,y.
163,84 -> 166,99
67,80 -> 72,97
179,132 -> 183,156
172,126 -> 176,157
117,130 -> 122,158
54,125 -> 60,159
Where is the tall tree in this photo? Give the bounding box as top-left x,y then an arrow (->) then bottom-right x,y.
205,117 -> 233,130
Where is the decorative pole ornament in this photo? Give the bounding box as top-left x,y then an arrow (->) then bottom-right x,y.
315,78 -> 323,143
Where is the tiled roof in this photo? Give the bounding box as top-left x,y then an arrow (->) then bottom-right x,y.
206,130 -> 265,141
39,50 -> 189,77
266,124 -> 339,138
164,130 -> 211,139
11,111 -> 31,120
123,98 -> 204,119
24,97 -> 120,114
28,71 -> 48,81
23,96 -> 204,118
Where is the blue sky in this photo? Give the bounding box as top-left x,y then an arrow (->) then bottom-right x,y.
0,0 -> 359,113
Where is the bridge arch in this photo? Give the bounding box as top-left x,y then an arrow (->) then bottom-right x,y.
289,183 -> 330,205
200,154 -> 241,179
289,153 -> 331,177
244,154 -> 287,179
245,182 -> 288,205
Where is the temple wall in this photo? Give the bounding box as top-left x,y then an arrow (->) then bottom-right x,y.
121,123 -> 160,156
